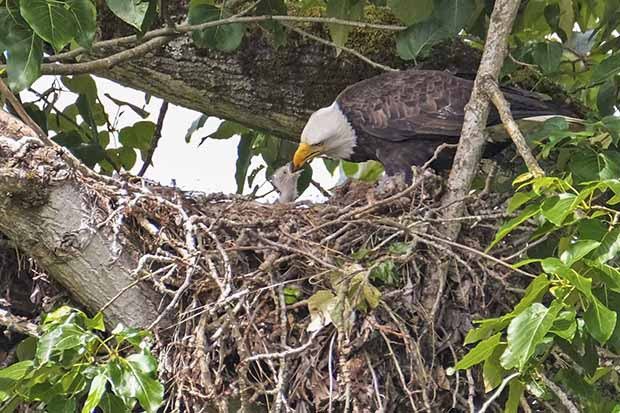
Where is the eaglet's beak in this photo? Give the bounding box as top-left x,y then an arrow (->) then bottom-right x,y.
292,142 -> 321,171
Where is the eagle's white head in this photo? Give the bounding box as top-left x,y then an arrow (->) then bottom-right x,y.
292,102 -> 357,170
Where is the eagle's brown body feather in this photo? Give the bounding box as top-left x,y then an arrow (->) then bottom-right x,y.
336,70 -> 570,180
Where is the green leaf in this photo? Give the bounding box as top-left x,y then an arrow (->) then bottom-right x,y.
369,261 -> 398,284
255,0 -> 288,45
283,287 -> 302,304
507,191 -> 538,213
188,3 -> 245,51
584,296 -> 617,344
597,80 -> 618,117
500,302 -> 561,370
209,120 -> 248,140
511,273 -> 550,315
0,397 -> 22,413
531,42 -> 563,73
119,121 -> 156,151
0,361 -> 34,380
541,193 -> 577,226
185,114 -> 209,143
81,373 -> 107,413
455,333 -> 502,370
126,353 -> 157,374
3,21 -> 43,91
105,0 -> 153,31
464,317 -> 507,345
488,204 -> 540,250
590,228 -> 620,264
62,75 -> 98,104
68,0 -> 97,48
20,0 -> 78,52
86,312 -> 105,331
16,337 -> 37,361
434,0 -> 478,35
326,0 -> 364,54
396,20 -> 447,61
482,344 -> 507,392
504,379 -> 525,413
99,392 -> 129,413
560,240 -> 601,266
544,258 -> 592,296
125,358 -> 164,413
592,53 -> 620,85
387,0 -> 433,25
47,396 -> 76,413
549,309 -> 577,341
234,134 -> 255,194
586,260 -> 620,293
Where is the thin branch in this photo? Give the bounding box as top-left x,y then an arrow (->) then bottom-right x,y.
478,372 -> 520,413
540,373 -> 580,413
40,36 -> 171,76
281,23 -> 397,72
483,76 -> 545,177
45,14 -> 405,64
138,101 -> 169,177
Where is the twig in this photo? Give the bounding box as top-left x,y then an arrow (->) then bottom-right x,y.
540,373 -> 580,413
478,372 -> 520,413
412,230 -> 537,278
138,101 -> 170,177
40,36 -> 171,76
483,76 -> 545,177
244,330 -> 319,362
0,79 -> 116,184
281,23 -> 396,72
364,351 -> 384,412
45,15 -> 406,64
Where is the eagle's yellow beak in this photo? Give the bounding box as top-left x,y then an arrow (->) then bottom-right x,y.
292,143 -> 320,171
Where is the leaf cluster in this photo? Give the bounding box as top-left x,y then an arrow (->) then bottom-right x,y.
0,306 -> 163,413
456,117 -> 620,412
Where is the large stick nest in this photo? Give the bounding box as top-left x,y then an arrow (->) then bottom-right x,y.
2,167 -> 534,412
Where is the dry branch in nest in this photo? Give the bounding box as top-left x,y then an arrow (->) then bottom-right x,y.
85,171 -> 533,412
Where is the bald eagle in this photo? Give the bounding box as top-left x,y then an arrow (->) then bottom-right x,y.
292,70 -> 573,182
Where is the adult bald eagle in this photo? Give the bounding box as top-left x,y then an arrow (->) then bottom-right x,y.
292,70 -> 573,182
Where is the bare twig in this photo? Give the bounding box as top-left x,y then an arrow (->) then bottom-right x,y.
138,101 -> 170,177
281,23 -> 396,72
540,373 -> 580,413
478,372 -> 520,413
483,76 -> 545,177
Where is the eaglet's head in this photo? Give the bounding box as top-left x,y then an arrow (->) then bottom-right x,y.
292,103 -> 357,171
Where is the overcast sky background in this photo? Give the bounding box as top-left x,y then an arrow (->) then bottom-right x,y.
25,75 -> 339,202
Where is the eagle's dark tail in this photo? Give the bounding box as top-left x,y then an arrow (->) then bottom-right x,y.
499,87 -> 578,120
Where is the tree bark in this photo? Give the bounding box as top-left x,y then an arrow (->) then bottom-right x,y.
0,111 -> 166,329
421,0 -> 522,311
91,9 -> 480,140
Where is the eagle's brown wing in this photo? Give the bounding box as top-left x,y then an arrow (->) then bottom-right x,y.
336,70 -> 472,142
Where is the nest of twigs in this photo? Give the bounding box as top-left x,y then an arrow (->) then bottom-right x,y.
1,167 -> 533,412
91,168 -> 531,413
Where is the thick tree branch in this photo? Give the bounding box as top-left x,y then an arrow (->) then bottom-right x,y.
0,110 -> 168,329
422,0 -> 522,311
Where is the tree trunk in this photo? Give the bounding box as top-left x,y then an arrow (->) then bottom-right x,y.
0,111 -> 166,329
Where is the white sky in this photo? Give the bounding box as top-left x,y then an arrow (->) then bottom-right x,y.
25,76 -> 339,202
